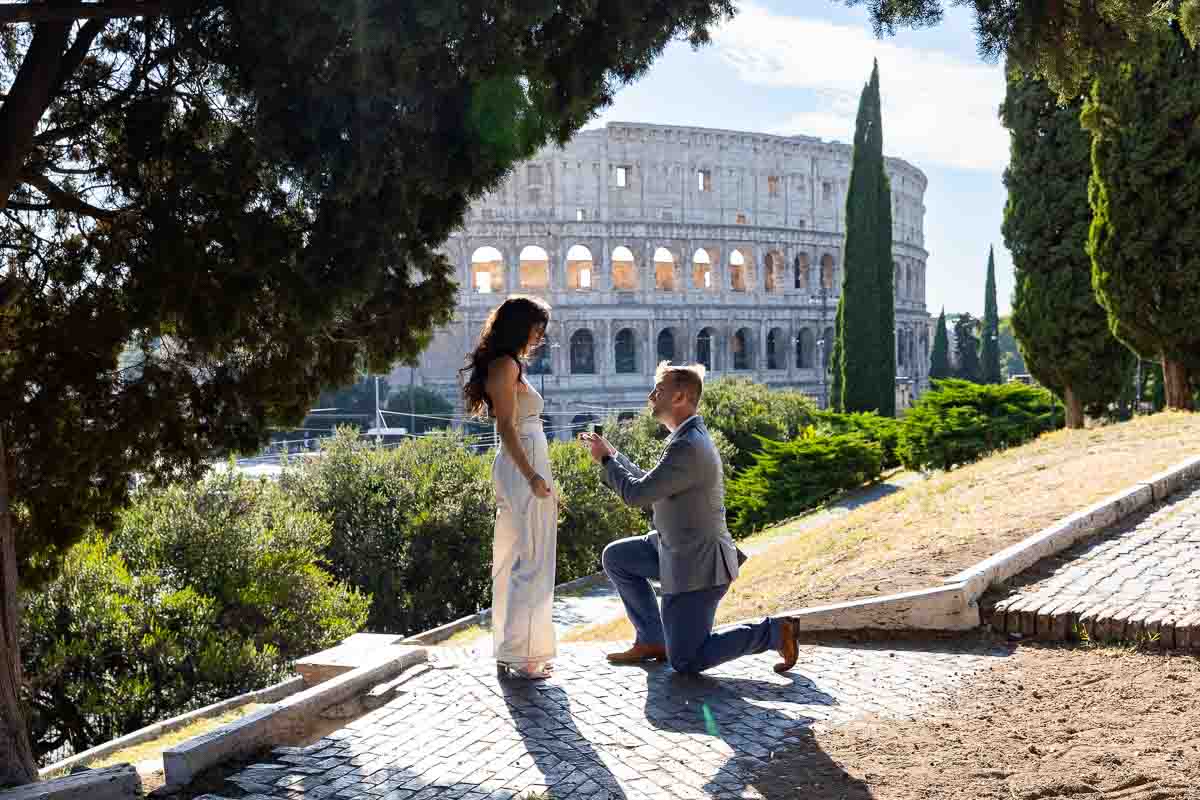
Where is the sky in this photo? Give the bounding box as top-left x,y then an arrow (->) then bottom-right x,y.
588,0 -> 1012,317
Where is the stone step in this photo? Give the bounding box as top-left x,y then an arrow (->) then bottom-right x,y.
987,595 -> 1200,648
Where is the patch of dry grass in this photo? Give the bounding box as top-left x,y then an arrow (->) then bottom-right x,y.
84,703 -> 267,770
566,412 -> 1200,643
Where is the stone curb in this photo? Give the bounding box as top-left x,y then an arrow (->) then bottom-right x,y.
946,454 -> 1200,603
0,765 -> 139,800
162,648 -> 427,788
37,676 -> 306,778
402,571 -> 608,646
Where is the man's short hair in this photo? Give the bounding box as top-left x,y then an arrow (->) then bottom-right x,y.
655,361 -> 705,405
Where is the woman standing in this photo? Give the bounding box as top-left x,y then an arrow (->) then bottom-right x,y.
461,296 -> 558,680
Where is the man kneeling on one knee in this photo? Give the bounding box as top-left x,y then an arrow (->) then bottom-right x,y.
579,361 -> 800,675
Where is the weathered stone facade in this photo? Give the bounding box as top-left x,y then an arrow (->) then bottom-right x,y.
393,122 -> 930,433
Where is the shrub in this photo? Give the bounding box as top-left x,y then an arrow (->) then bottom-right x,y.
281,429 -> 495,635
697,377 -> 819,471
602,410 -> 737,479
726,431 -> 883,536
897,379 -> 1061,471
21,472 -> 367,760
817,410 -> 903,469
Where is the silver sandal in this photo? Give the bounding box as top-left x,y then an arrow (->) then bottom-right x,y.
496,661 -> 553,680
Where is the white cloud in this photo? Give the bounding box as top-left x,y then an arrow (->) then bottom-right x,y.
711,4 -> 1008,172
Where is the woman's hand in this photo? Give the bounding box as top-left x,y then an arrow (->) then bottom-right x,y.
528,473 -> 553,498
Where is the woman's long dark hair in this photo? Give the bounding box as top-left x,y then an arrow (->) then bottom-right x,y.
460,295 -> 552,418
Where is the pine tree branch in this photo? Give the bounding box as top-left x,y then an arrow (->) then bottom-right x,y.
21,171 -> 123,219
0,2 -> 169,26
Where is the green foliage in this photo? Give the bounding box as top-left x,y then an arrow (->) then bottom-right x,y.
838,61 -> 896,416
930,309 -> 953,379
1001,67 -> 1134,422
691,377 -> 818,471
386,386 -> 455,435
817,411 -> 903,469
997,317 -> 1027,380
726,432 -> 883,536
20,473 -> 366,759
829,299 -> 844,412
1083,23 -> 1200,409
953,314 -> 983,382
897,379 -> 1061,471
280,429 -> 495,635
980,246 -> 1002,384
1,0 -> 736,590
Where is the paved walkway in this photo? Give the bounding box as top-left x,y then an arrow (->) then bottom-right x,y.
456,471 -> 923,651
990,479 -> 1200,647
200,639 -> 1005,800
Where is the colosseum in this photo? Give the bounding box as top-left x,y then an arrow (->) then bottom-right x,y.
395,122 -> 931,437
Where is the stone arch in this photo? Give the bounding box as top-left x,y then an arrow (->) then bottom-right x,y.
764,250 -> 784,293
796,328 -> 815,368
566,244 -> 594,291
470,245 -> 504,294
821,254 -> 836,290
653,247 -> 677,291
614,327 -> 639,374
656,327 -> 679,364
612,246 -> 637,291
730,248 -> 754,292
519,245 -> 549,290
794,253 -> 810,290
692,248 -> 714,290
732,327 -> 755,370
822,326 -> 836,369
766,327 -> 786,370
569,328 -> 596,374
696,326 -> 718,371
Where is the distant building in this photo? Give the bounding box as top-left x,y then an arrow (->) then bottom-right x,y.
394,122 -> 932,430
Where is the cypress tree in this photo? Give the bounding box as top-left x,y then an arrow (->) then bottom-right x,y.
953,314 -> 983,382
1001,67 -> 1134,427
830,299 -> 844,411
1083,23 -> 1200,410
837,60 -> 896,415
929,308 -> 952,379
980,246 -> 1002,384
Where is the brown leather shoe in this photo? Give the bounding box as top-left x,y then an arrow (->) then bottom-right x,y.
773,618 -> 800,674
607,643 -> 667,665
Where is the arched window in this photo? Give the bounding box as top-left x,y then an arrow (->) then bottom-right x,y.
764,250 -> 784,293
570,329 -> 595,374
615,328 -> 638,374
733,328 -> 754,370
519,245 -> 549,290
767,328 -> 785,370
612,246 -> 637,291
657,329 -> 676,364
566,244 -> 593,291
796,328 -> 815,368
692,248 -> 713,290
653,247 -> 676,291
470,246 -> 503,294
794,253 -> 810,290
821,254 -> 835,289
730,249 -> 751,292
697,327 -> 717,371
528,338 -> 552,375
822,326 -> 836,370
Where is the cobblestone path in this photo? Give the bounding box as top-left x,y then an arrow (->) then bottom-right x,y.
990,480 -> 1200,646
201,640 -> 1005,800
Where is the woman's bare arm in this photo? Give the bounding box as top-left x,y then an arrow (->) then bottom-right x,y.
485,356 -> 548,495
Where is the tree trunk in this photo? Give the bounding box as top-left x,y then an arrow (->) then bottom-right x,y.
1162,358 -> 1194,411
1063,385 -> 1085,429
0,429 -> 37,787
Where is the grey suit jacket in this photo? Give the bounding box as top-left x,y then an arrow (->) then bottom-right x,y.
601,416 -> 745,594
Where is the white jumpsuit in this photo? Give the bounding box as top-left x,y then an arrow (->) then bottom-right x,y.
490,378 -> 558,666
